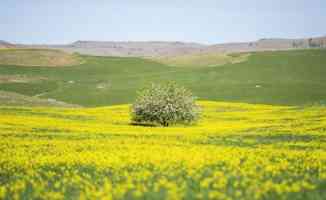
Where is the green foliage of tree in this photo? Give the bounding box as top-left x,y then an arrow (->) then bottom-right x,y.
131,82 -> 201,126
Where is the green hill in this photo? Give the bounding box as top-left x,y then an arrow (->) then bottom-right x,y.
0,49 -> 82,67
154,52 -> 250,67
0,49 -> 326,106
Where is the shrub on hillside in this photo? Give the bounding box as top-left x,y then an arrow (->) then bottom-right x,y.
131,82 -> 200,126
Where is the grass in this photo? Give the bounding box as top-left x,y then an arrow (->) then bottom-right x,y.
1,49 -> 326,107
1,101 -> 326,199
0,49 -> 83,67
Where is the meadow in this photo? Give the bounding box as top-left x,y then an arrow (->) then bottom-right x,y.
0,49 -> 326,106
1,49 -> 326,200
1,101 -> 326,199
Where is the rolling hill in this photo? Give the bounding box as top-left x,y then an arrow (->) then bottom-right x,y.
0,48 -> 326,107
0,40 -> 15,49
0,49 -> 83,67
20,41 -> 205,58
17,35 -> 326,58
205,36 -> 326,53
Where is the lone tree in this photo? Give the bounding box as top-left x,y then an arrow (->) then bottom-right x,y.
131,82 -> 201,126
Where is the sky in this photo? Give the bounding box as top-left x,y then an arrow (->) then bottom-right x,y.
1,0 -> 326,44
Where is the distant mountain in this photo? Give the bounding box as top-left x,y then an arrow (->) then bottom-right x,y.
65,41 -> 206,57
205,36 -> 326,53
10,35 -> 326,57
58,36 -> 326,57
0,40 -> 15,48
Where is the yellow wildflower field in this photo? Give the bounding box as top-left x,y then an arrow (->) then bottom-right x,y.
0,101 -> 326,200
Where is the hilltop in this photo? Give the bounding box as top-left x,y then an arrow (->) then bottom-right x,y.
0,40 -> 15,49
21,41 -> 205,58
15,35 -> 326,58
206,36 -> 326,53
0,49 -> 83,67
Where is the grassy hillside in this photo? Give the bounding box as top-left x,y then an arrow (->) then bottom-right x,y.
1,101 -> 326,199
0,49 -> 82,67
0,49 -> 326,106
154,52 -> 250,67
0,90 -> 80,107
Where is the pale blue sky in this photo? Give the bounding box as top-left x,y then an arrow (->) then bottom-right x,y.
1,0 -> 325,44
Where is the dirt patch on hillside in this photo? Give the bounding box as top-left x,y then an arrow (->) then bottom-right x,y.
0,75 -> 47,83
0,90 -> 81,107
154,52 -> 250,67
0,40 -> 15,49
0,49 -> 83,67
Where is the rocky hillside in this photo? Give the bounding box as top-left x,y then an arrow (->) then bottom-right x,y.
10,35 -> 326,57
205,36 -> 326,53
0,40 -> 15,49
68,41 -> 205,57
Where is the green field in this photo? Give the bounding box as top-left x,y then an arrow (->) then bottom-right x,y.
0,49 -> 326,107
